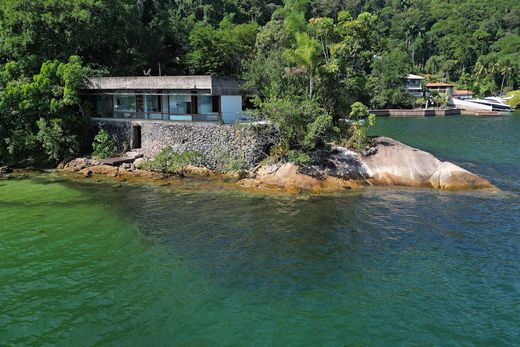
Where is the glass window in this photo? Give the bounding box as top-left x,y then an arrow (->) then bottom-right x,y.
113,95 -> 136,113
197,96 -> 212,114
144,95 -> 161,113
95,95 -> 112,116
169,95 -> 191,114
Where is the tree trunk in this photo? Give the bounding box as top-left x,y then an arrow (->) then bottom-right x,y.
309,72 -> 313,98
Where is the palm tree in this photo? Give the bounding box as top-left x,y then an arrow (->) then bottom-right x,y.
499,62 -> 513,93
284,32 -> 320,98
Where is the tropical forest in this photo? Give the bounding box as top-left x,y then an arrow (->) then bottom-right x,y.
0,0 -> 519,164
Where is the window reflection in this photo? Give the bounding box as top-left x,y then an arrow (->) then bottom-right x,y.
113,95 -> 136,113
198,95 -> 212,114
169,95 -> 191,114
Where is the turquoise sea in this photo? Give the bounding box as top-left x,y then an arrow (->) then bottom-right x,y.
1,112 -> 519,345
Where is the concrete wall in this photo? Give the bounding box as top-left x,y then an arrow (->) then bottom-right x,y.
91,119 -> 275,170
87,76 -> 212,91
86,76 -> 241,95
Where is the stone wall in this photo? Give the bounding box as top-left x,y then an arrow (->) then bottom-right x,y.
90,119 -> 276,170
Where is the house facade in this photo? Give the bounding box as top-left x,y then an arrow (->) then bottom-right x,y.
426,82 -> 454,97
453,89 -> 475,100
84,76 -> 243,123
404,74 -> 424,97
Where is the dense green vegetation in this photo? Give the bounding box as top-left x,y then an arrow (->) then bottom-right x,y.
137,147 -> 202,174
0,0 -> 518,165
505,90 -> 520,109
91,129 -> 117,159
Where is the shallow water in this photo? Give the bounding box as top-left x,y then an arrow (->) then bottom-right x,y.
1,113 -> 520,345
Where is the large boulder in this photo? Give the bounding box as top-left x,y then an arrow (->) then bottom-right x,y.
361,137 -> 442,187
429,162 -> 492,190
240,163 -> 354,193
240,163 -> 322,193
359,137 -> 494,190
242,137 -> 495,193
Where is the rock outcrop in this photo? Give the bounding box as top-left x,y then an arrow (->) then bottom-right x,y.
360,137 -> 493,190
0,166 -> 13,179
59,137 -> 495,193
240,137 -> 495,192
428,162 -> 492,190
59,158 -> 101,172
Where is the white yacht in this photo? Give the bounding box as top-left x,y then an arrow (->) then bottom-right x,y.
452,97 -> 512,112
469,98 -> 512,112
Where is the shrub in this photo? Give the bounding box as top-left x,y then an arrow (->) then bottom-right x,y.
137,147 -> 202,174
92,129 -> 117,159
505,90 -> 520,109
36,118 -> 78,162
214,148 -> 249,172
343,102 -> 376,151
258,97 -> 336,164
259,97 -> 334,152
286,150 -> 311,164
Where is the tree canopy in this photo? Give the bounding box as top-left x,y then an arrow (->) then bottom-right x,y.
0,0 -> 518,164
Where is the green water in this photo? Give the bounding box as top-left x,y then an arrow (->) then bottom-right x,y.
1,113 -> 520,345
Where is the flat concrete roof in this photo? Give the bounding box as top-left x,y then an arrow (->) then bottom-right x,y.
85,76 -> 241,95
406,74 -> 424,79
426,82 -> 454,87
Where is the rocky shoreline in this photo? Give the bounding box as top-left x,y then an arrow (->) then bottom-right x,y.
45,136 -> 496,194
239,137 -> 495,193
2,137 -> 495,194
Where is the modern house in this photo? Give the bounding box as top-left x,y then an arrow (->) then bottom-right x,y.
404,74 -> 424,97
84,76 -> 243,123
452,89 -> 475,100
426,82 -> 454,97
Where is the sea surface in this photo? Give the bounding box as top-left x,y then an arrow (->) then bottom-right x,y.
1,113 -> 519,346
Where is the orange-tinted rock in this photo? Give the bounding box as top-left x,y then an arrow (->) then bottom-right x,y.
59,136 -> 496,194
60,158 -> 100,172
429,162 -> 493,190
241,163 -> 319,192
79,165 -> 119,177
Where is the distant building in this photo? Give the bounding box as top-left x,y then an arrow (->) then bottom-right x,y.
404,74 -> 424,97
453,89 -> 475,100
426,82 -> 454,97
83,76 -> 243,123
